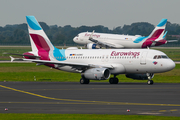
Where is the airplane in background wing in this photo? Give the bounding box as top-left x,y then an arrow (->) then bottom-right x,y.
9,16 -> 175,85
73,19 -> 177,49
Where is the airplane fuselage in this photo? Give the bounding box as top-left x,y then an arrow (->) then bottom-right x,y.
73,32 -> 167,48
26,48 -> 175,75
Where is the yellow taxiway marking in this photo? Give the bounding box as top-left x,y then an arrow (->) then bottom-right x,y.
1,84 -> 180,106
159,110 -> 167,112
170,109 -> 178,112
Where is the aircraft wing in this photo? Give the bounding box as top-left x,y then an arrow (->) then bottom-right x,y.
10,56 -> 114,70
90,38 -> 124,48
167,40 -> 178,42
89,31 -> 124,48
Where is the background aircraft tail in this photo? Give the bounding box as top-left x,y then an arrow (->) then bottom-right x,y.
26,16 -> 55,60
148,19 -> 167,39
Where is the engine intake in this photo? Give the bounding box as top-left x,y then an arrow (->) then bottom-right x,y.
83,68 -> 110,80
86,43 -> 100,49
126,73 -> 154,80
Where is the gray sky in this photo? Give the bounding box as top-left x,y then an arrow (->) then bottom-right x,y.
0,0 -> 180,29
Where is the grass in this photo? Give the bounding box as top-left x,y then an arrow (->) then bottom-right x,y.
0,63 -> 180,83
0,114 -> 180,120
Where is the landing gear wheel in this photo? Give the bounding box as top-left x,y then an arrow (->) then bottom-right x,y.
80,78 -> 89,84
109,78 -> 114,84
114,77 -> 119,84
147,80 -> 153,85
109,77 -> 119,84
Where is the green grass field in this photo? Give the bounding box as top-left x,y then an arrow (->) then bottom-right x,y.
0,114 -> 180,120
0,63 -> 180,83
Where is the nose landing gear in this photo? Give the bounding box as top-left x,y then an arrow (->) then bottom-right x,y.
147,73 -> 154,85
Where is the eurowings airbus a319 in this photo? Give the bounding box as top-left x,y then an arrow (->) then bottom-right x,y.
73,19 -> 176,49
9,16 -> 175,85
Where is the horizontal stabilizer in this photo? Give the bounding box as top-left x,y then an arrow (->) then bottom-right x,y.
4,52 -> 40,58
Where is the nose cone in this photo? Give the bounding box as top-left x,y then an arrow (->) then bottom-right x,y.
73,37 -> 77,42
167,60 -> 175,71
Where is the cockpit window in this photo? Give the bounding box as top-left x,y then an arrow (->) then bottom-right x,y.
153,55 -> 157,59
161,55 -> 168,59
76,35 -> 79,37
157,55 -> 161,59
153,55 -> 168,59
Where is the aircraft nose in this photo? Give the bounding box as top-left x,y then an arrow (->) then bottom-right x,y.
167,60 -> 175,71
73,37 -> 77,42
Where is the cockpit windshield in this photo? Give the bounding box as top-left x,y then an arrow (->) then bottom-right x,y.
153,55 -> 169,59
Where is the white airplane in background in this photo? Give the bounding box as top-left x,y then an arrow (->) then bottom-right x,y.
73,19 -> 177,49
9,16 -> 175,85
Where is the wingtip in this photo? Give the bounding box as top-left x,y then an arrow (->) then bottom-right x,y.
9,56 -> 14,62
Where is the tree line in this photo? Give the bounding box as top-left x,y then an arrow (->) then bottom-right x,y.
0,21 -> 180,46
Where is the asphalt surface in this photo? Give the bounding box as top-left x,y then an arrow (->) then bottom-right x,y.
0,82 -> 180,116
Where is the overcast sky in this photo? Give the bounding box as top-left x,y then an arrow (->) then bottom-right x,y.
0,0 -> 180,29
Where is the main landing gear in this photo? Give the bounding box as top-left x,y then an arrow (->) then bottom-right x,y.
147,73 -> 154,85
109,75 -> 119,84
80,77 -> 89,84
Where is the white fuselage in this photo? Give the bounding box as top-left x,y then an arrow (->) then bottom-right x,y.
49,48 -> 175,74
73,32 -> 150,48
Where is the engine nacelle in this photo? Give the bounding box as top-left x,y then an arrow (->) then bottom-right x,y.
86,43 -> 100,49
83,68 -> 110,80
125,73 -> 154,80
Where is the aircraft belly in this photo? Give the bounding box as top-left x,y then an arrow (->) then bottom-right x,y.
57,66 -> 79,73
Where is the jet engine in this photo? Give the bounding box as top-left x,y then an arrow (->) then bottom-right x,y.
86,43 -> 100,49
125,73 -> 154,80
83,68 -> 110,80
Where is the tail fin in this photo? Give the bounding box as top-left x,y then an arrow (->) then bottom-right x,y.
26,16 -> 55,60
26,16 -> 54,52
148,19 -> 167,39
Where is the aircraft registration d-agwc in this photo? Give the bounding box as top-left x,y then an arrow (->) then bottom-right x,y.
9,16 -> 175,85
73,19 -> 177,49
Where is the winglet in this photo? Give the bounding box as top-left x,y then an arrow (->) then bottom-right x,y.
89,30 -> 95,40
9,56 -> 24,62
10,56 -> 15,62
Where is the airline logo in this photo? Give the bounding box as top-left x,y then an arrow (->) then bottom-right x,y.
111,51 -> 140,57
85,33 -> 100,38
153,61 -> 158,65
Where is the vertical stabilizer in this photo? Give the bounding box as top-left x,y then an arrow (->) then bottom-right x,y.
148,19 -> 167,39
26,16 -> 54,60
